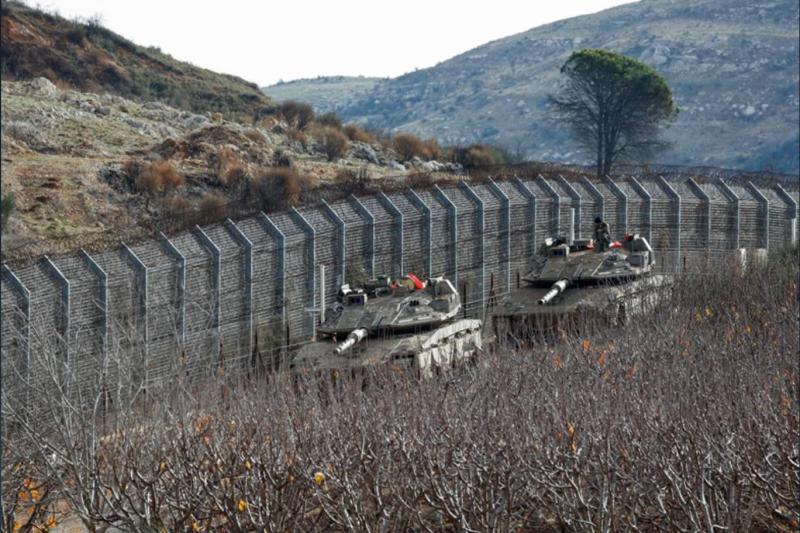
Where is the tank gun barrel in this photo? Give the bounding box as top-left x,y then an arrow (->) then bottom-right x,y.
538,279 -> 569,305
334,328 -> 368,355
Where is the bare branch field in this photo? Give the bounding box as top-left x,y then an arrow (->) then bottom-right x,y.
2,248 -> 798,532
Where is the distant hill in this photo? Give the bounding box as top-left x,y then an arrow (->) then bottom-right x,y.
266,0 -> 800,174
1,1 -> 271,120
263,76 -> 383,113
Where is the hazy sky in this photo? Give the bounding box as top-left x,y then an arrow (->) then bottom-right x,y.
39,1 -> 636,86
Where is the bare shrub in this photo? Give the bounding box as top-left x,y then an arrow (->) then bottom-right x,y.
392,132 -> 426,161
316,112 -> 342,129
316,126 -> 349,161
328,167 -> 371,198
279,100 -> 315,130
343,123 -> 375,143
250,167 -> 309,211
222,164 -> 250,198
208,146 -> 236,183
195,192 -> 227,223
451,143 -> 505,171
286,128 -> 308,149
161,195 -> 193,226
135,160 -> 184,193
421,137 -> 441,160
272,148 -> 293,167
122,158 -> 145,181
2,252 -> 797,531
405,171 -> 436,189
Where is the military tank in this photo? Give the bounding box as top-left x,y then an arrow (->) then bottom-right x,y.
490,234 -> 667,341
291,275 -> 482,378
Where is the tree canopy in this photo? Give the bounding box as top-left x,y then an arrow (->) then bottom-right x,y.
550,49 -> 678,176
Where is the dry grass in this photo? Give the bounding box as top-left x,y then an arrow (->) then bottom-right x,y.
242,128 -> 267,145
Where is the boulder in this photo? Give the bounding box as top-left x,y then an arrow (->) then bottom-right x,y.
30,77 -> 58,98
184,115 -> 211,130
386,160 -> 406,171
351,142 -> 379,164
421,160 -> 445,172
409,156 -> 424,167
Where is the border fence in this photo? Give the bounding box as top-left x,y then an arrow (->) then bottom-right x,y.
1,175 -> 798,401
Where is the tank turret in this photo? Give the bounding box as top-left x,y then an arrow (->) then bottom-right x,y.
292,275 -> 482,377
490,234 -> 667,340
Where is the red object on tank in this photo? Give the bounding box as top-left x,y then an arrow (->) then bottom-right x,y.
406,273 -> 424,290
610,241 -> 623,248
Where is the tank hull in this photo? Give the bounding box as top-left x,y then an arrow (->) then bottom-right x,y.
489,275 -> 669,343
292,319 -> 483,379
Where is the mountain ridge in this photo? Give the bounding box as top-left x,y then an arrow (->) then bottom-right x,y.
1,0 -> 272,120
263,0 -> 800,174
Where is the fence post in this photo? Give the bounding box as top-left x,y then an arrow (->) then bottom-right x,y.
258,213 -> 286,327
158,233 -> 185,343
513,177 -> 537,258
746,181 -> 770,251
321,199 -> 346,286
406,188 -> 432,277
191,227 -> 220,360
658,176 -> 681,271
774,184 -> 798,246
433,185 -> 458,285
628,177 -> 652,243
79,249 -> 109,357
580,176 -> 605,225
290,207 -> 316,339
460,181 -> 485,313
43,255 -> 70,363
225,219 -> 254,359
718,180 -> 740,249
378,192 -> 404,277
121,244 -> 148,381
349,194 -> 375,278
605,177 -> 628,237
1,264 -> 31,414
537,175 -> 560,237
557,175 -> 582,239
687,178 -> 711,250
487,178 -> 511,293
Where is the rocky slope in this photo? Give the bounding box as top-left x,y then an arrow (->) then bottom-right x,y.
265,0 -> 800,174
264,76 -> 384,113
0,78 -> 449,262
1,0 -> 271,119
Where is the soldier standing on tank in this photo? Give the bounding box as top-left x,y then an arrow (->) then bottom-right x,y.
594,216 -> 611,252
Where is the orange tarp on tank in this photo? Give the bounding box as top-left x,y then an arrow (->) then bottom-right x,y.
406,273 -> 424,290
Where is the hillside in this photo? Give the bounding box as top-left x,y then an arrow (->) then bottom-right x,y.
0,1 -> 271,119
266,0 -> 800,174
1,77 -> 456,263
264,76 -> 383,113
